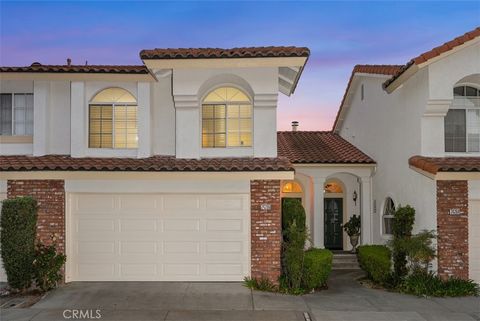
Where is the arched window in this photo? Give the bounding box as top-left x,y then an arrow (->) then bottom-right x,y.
382,197 -> 395,235
282,181 -> 303,193
445,85 -> 480,152
89,88 -> 138,149
324,181 -> 343,194
202,86 -> 252,148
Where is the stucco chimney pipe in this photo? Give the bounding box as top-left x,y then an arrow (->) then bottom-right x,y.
67,58 -> 72,66
292,121 -> 299,132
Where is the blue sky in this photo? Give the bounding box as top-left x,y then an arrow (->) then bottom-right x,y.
1,1 -> 479,130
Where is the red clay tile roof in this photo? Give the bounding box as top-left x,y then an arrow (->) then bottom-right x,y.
0,155 -> 293,172
277,131 -> 375,164
332,64 -> 403,131
384,27 -> 480,89
409,156 -> 480,174
0,63 -> 149,74
140,46 -> 310,59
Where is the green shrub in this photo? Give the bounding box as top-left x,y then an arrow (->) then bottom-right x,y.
400,271 -> 479,297
302,248 -> 333,290
392,205 -> 415,279
391,230 -> 436,273
357,245 -> 391,284
282,221 -> 307,290
33,242 -> 66,292
243,276 -> 277,292
282,198 -> 306,234
0,197 -> 38,290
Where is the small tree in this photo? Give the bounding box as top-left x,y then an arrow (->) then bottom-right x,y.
282,221 -> 307,290
282,198 -> 306,235
0,197 -> 38,291
391,205 -> 415,279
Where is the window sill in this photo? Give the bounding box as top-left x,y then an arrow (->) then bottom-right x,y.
0,135 -> 33,144
86,148 -> 138,158
444,152 -> 480,157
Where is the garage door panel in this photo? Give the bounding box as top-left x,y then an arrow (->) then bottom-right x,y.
206,219 -> 243,232
164,264 -> 200,276
76,195 -> 116,212
164,196 -> 200,210
70,193 -> 249,281
206,264 -> 243,276
78,242 -> 115,255
120,241 -> 158,254
120,264 -> 157,277
164,219 -> 200,232
119,219 -> 158,232
164,241 -> 200,254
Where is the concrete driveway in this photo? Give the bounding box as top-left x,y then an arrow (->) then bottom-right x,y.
1,271 -> 479,321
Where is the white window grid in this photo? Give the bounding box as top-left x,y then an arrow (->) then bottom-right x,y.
0,93 -> 34,136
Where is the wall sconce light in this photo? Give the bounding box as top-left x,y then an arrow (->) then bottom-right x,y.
353,190 -> 357,206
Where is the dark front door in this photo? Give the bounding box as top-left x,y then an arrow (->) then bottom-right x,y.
324,198 -> 343,250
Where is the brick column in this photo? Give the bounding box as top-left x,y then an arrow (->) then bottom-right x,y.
7,180 -> 65,254
437,180 -> 468,279
250,180 -> 281,284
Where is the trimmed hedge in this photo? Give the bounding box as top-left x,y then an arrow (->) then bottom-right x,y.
302,248 -> 333,290
0,197 -> 38,290
357,245 -> 391,284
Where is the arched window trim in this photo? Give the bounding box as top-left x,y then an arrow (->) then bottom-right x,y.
282,181 -> 303,194
88,87 -> 138,149
382,197 -> 395,236
90,87 -> 137,104
324,179 -> 344,194
201,85 -> 253,148
445,84 -> 480,153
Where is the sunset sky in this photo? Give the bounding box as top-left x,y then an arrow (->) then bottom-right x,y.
1,1 -> 478,130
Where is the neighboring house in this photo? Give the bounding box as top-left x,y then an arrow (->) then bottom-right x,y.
333,27 -> 480,283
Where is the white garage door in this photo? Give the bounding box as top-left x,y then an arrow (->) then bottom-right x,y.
69,193 -> 250,281
469,199 -> 480,284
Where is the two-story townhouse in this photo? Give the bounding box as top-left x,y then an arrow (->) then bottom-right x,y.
0,47 -> 309,283
0,46 -> 378,284
333,27 -> 480,283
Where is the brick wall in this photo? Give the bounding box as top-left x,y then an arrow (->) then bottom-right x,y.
250,180 -> 281,284
7,180 -> 65,254
437,180 -> 468,279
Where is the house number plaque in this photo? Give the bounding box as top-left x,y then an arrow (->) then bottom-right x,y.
449,208 -> 463,216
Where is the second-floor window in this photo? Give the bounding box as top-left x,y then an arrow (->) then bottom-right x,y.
0,93 -> 33,136
202,86 -> 252,148
88,87 -> 138,149
445,85 -> 480,152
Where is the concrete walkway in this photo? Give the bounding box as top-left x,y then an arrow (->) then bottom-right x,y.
1,271 -> 479,321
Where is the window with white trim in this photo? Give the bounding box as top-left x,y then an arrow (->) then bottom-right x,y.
202,87 -> 252,148
445,85 -> 480,152
382,197 -> 395,235
0,93 -> 34,136
88,87 -> 138,149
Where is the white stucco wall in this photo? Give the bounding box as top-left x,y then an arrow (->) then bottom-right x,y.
339,70 -> 437,244
1,67 -> 281,159
172,67 -> 279,158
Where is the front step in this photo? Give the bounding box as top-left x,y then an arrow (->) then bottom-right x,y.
332,253 -> 361,270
